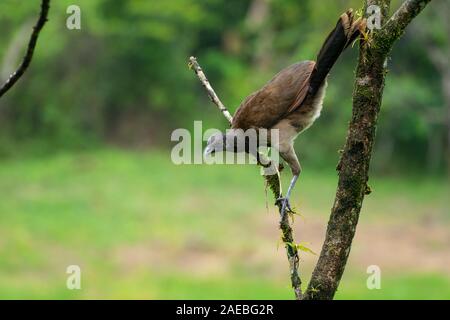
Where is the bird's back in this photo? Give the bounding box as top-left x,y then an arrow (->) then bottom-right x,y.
231,61 -> 315,130
231,10 -> 365,132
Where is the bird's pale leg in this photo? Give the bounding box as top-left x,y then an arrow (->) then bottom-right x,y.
280,174 -> 298,216
276,145 -> 301,217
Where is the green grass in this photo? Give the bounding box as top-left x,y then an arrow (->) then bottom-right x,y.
0,149 -> 448,299
336,273 -> 450,300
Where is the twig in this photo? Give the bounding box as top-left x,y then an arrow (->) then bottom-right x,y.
0,0 -> 50,98
189,56 -> 302,299
189,57 -> 233,125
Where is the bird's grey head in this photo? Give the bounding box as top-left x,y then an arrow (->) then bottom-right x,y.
204,132 -> 227,157
204,130 -> 257,157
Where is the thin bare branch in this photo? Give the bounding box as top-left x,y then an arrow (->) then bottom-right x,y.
189,56 -> 233,124
0,0 -> 50,98
188,56 -> 302,299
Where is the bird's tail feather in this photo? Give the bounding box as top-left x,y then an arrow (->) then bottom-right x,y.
308,9 -> 366,96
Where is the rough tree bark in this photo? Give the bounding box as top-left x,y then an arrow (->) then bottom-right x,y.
417,1 -> 450,174
304,0 -> 432,300
189,0 -> 431,300
0,0 -> 50,99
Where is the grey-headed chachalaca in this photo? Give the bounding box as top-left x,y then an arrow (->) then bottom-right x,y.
205,10 -> 366,216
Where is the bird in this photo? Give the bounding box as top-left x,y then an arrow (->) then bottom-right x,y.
204,10 -> 366,217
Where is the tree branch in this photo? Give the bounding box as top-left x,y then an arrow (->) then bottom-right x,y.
189,0 -> 431,300
379,0 -> 432,50
304,0 -> 432,300
188,57 -> 233,125
189,56 -> 303,299
0,0 -> 50,99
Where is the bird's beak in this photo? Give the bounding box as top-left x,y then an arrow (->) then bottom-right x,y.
204,145 -> 214,158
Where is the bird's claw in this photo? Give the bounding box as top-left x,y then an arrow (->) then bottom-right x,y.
275,197 -> 293,217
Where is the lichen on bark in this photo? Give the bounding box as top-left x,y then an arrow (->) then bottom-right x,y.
304,0 -> 432,300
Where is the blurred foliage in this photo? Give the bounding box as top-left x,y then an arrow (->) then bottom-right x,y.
0,0 -> 448,174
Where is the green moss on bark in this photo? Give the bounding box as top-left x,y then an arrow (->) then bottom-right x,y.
304,0 -> 431,300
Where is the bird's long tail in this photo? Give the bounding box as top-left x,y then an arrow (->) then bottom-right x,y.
308,9 -> 366,96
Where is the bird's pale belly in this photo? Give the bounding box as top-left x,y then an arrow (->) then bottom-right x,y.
270,80 -> 328,149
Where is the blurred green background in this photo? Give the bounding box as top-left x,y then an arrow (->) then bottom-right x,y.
0,0 -> 448,299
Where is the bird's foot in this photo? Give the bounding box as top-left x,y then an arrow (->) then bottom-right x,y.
275,197 -> 293,217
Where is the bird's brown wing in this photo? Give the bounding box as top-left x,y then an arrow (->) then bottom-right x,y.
231,61 -> 315,130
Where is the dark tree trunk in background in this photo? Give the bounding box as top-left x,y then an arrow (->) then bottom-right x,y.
245,0 -> 273,71
419,1 -> 450,175
443,71 -> 450,174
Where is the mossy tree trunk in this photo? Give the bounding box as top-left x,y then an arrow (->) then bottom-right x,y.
0,0 -> 50,99
304,0 -> 432,300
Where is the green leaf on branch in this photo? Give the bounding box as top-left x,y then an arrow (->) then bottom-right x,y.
285,241 -> 317,256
